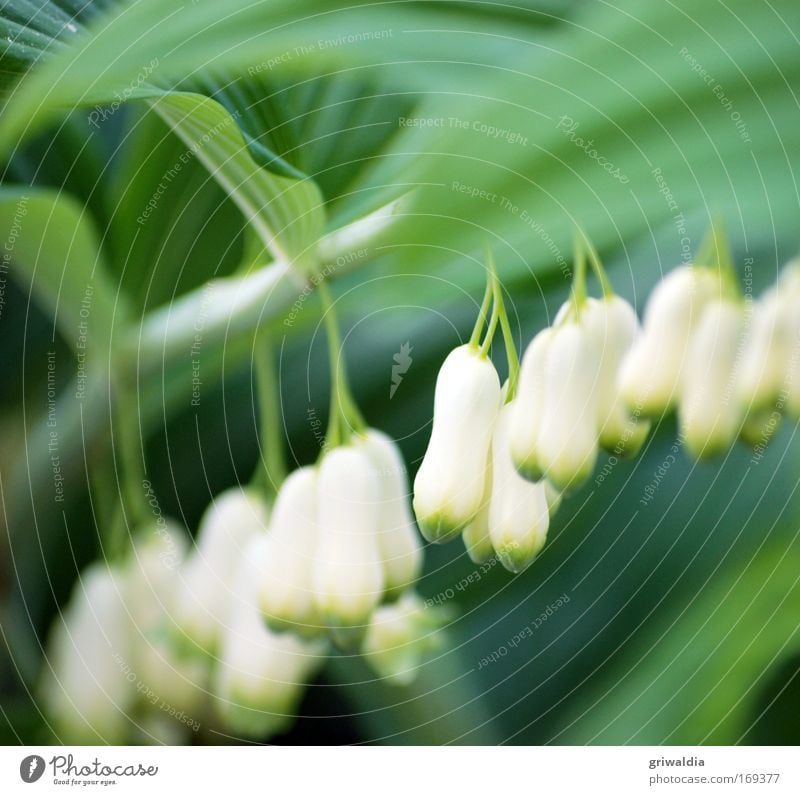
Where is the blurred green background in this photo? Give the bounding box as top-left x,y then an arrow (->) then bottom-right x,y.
1,0 -> 799,744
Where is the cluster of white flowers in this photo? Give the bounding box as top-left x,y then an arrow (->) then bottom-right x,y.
258,428 -> 424,645
40,500 -> 324,743
414,251 -> 800,570
620,260 -> 800,456
41,245 -> 799,743
41,432 -> 438,743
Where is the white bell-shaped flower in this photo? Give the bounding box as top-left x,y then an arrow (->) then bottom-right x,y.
362,593 -> 445,686
214,536 -> 325,738
462,461 -> 494,564
536,321 -> 600,491
358,429 -> 423,599
619,266 -> 719,415
679,298 -> 746,457
583,295 -> 651,455
313,445 -> 385,643
544,481 -> 563,517
175,487 -> 269,656
740,409 -> 782,447
128,522 -> 208,717
413,344 -> 501,542
779,265 -> 800,419
259,467 -> 321,637
41,563 -> 135,743
737,289 -> 788,414
488,401 -> 550,572
509,328 -> 554,481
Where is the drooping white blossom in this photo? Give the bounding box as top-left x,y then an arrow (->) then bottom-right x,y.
509,328 -> 554,481
259,466 -> 321,637
214,535 -> 325,738
358,429 -> 423,599
582,295 -> 651,455
536,321 -> 600,491
680,298 -> 746,458
413,344 -> 501,542
488,401 -> 550,572
619,266 -> 720,416
313,445 -> 385,643
128,522 -> 208,718
462,461 -> 494,564
41,563 -> 136,743
175,487 -> 270,656
362,593 -> 445,686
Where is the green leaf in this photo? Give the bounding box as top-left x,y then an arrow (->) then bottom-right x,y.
149,92 -> 324,275
0,187 -> 122,352
555,539 -> 800,744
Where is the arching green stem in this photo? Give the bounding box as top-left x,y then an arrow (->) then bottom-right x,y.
582,233 -> 614,299
569,234 -> 589,321
469,274 -> 494,347
696,219 -> 739,299
478,254 -> 501,357
317,279 -> 366,451
486,248 -> 520,401
253,328 -> 287,499
111,371 -> 150,546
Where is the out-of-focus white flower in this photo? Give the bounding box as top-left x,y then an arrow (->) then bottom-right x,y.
413,344 -> 501,542
462,462 -> 494,564
619,266 -> 720,416
313,445 -> 385,644
544,481 -> 562,517
680,298 -> 745,458
175,488 -> 269,656
358,429 -> 423,599
488,402 -> 550,573
737,289 -> 789,414
537,322 -> 600,491
128,522 -> 208,718
779,263 -> 800,419
740,409 -> 782,447
362,593 -> 445,686
214,536 -> 325,739
510,328 -> 554,481
41,563 -> 135,743
583,295 -> 651,455
259,467 -> 321,637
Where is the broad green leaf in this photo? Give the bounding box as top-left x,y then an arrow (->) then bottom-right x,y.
0,187 -> 121,352
149,92 -> 324,274
555,538 -> 800,744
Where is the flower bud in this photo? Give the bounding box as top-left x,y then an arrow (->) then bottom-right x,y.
537,322 -> 600,491
488,402 -> 550,572
175,488 -> 269,656
313,445 -> 385,644
679,298 -> 745,458
737,289 -> 788,413
362,593 -> 445,686
413,344 -> 501,542
740,409 -> 782,448
510,328 -> 554,481
259,467 -> 321,637
619,266 -> 719,415
462,462 -> 494,564
779,270 -> 800,419
544,481 -> 563,517
41,564 -> 135,743
127,523 -> 208,716
359,429 -> 423,599
583,295 -> 651,455
214,536 -> 325,738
